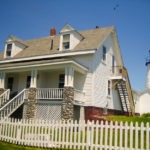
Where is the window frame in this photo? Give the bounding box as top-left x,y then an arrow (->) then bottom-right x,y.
6,43 -> 12,57
62,34 -> 70,50
102,46 -> 107,61
108,80 -> 111,96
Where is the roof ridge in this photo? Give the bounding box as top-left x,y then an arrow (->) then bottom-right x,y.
78,26 -> 114,33
24,34 -> 60,42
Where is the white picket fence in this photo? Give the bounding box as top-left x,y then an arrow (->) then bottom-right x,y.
0,118 -> 150,150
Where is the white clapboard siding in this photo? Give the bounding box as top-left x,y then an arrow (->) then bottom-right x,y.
0,118 -> 149,149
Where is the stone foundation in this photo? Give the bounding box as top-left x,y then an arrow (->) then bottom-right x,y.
23,88 -> 37,119
62,86 -> 74,120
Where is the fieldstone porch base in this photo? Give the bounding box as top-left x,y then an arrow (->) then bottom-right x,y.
62,86 -> 74,120
23,88 -> 37,119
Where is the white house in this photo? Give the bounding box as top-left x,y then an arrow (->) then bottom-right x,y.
0,24 -> 135,121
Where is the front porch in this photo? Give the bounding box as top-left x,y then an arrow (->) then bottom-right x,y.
0,60 -> 88,120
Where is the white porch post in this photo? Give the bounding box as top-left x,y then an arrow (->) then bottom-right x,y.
62,66 -> 74,120
80,106 -> 85,121
0,72 -> 5,89
30,69 -> 38,88
24,69 -> 38,119
65,66 -> 74,87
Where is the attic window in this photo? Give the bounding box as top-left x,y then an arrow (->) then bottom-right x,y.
63,34 -> 70,49
6,43 -> 12,57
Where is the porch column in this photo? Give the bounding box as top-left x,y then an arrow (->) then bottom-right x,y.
62,66 -> 74,120
0,72 -> 5,95
24,70 -> 38,119
80,106 -> 85,121
30,69 -> 38,88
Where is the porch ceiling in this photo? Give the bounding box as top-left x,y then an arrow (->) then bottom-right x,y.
0,58 -> 88,74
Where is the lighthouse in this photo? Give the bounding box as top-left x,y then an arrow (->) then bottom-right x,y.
145,50 -> 150,89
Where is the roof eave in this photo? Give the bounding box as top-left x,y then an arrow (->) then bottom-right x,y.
0,49 -> 96,64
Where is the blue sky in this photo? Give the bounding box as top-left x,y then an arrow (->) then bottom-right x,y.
0,0 -> 150,91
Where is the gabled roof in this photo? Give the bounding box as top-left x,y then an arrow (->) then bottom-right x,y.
60,24 -> 75,33
0,26 -> 114,60
6,35 -> 28,47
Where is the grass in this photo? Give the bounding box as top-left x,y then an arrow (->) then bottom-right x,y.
106,115 -> 150,126
0,141 -> 43,150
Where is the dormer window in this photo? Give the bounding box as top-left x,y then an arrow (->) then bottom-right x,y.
63,34 -> 70,50
6,43 -> 12,57
59,24 -> 84,51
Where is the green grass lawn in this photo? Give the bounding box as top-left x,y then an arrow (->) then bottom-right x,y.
0,141 -> 44,150
106,115 -> 150,126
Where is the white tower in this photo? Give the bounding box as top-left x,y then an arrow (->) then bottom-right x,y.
145,50 -> 150,88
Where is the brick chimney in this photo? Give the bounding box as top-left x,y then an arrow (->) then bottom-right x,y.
50,28 -> 56,36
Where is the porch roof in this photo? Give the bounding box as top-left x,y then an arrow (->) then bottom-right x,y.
0,58 -> 88,74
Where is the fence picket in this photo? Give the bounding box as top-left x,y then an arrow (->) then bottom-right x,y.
141,122 -> 144,150
119,121 -> 123,149
146,122 -> 150,150
109,121 -> 113,150
135,122 -> 138,150
130,122 -> 133,149
124,122 -> 128,149
100,121 -> 104,150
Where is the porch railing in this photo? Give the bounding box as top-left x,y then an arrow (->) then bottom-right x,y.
36,88 -> 64,100
0,89 -> 10,108
0,89 -> 29,119
74,89 -> 85,103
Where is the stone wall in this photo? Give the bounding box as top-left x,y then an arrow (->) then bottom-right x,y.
23,88 -> 37,119
62,86 -> 74,120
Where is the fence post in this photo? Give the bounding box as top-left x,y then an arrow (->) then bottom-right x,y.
87,120 -> 92,150
16,120 -> 21,144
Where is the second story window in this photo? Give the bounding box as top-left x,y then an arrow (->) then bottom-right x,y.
108,80 -> 111,96
102,46 -> 106,61
6,43 -> 12,57
63,34 -> 70,50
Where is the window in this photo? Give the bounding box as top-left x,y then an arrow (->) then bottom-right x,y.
112,55 -> 115,73
102,46 -> 106,61
26,76 -> 31,88
6,44 -> 12,57
108,80 -> 111,96
59,74 -> 65,88
63,34 -> 70,50
7,77 -> 14,91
